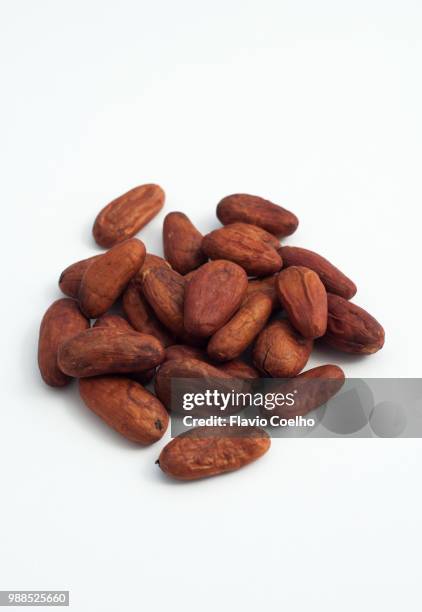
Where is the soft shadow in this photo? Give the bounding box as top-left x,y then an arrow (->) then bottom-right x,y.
312,341 -> 369,365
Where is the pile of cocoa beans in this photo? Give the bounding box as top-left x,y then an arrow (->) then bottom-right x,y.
38,184 -> 384,481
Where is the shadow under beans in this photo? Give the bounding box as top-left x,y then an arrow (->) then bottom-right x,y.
312,341 -> 371,365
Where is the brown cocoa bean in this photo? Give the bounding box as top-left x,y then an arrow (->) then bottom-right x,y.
38,298 -> 89,387
184,260 -> 248,337
157,426 -> 270,480
217,193 -> 298,237
324,294 -> 385,354
280,246 -> 357,299
202,225 -> 282,277
79,238 -> 145,318
207,292 -> 272,361
93,184 -> 165,248
276,266 -> 328,339
59,255 -> 102,299
58,327 -> 164,377
163,212 -> 207,274
253,320 -> 313,377
122,279 -> 175,347
79,376 -> 168,444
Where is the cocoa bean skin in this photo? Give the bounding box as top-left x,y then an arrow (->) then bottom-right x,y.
38,298 -> 90,387
253,320 -> 313,377
158,426 -> 270,480
93,184 -> 165,248
324,294 -> 385,354
184,260 -> 248,337
93,313 -> 133,332
79,238 -> 146,318
276,266 -> 328,339
122,279 -> 175,347
245,276 -> 279,310
280,246 -> 357,300
163,212 -> 207,274
58,327 -> 164,377
141,267 -> 186,338
218,360 -> 260,380
164,345 -> 260,380
93,314 -> 156,384
79,376 -> 168,444
202,226 -> 282,277
225,222 -> 281,249
207,292 -> 272,361
217,194 -> 298,237
59,255 -> 102,298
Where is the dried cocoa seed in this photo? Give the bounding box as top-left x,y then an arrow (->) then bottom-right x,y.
223,222 -> 281,249
93,184 -> 165,248
141,266 -> 186,338
324,294 -> 385,354
163,212 -> 207,274
217,193 -> 298,237
202,225 -> 282,277
122,278 -> 175,347
276,266 -> 328,339
79,238 -> 146,318
184,260 -> 248,337
93,313 -> 133,332
58,327 -> 164,377
157,426 -> 270,480
79,376 -> 168,444
253,320 -> 313,377
207,292 -> 272,361
59,254 -> 102,299
93,314 -> 155,383
245,275 -> 279,310
38,298 -> 89,387
280,246 -> 356,299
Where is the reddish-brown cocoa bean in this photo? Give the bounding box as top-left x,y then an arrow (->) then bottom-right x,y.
93,314 -> 156,383
202,226 -> 282,277
79,238 -> 146,318
93,184 -> 165,248
79,376 -> 168,444
280,246 -> 357,299
122,279 -> 175,347
324,294 -> 385,354
207,292 -> 272,361
157,426 -> 270,480
59,255 -> 102,299
163,212 -> 207,274
276,266 -> 328,339
184,260 -> 248,337
217,194 -> 298,237
58,327 -> 164,377
253,320 -> 313,377
38,298 -> 89,387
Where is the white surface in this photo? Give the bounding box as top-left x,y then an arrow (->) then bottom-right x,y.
1,1 -> 422,610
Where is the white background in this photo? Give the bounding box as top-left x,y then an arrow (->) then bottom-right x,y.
1,1 -> 422,610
